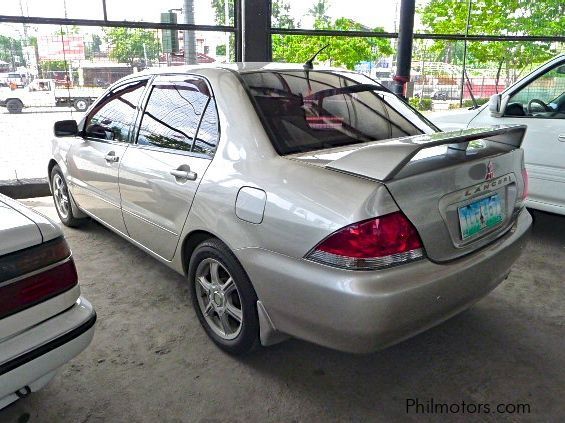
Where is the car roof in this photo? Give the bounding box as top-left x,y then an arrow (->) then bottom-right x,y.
129,62 -> 350,79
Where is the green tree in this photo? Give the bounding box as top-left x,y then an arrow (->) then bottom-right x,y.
420,0 -> 564,82
40,60 -> 68,72
211,0 -> 234,25
105,28 -> 159,66
308,0 -> 331,25
211,0 -> 235,60
273,18 -> 393,70
272,0 -> 296,29
0,35 -> 23,68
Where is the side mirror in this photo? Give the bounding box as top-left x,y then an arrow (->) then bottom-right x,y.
54,120 -> 79,137
488,94 -> 502,117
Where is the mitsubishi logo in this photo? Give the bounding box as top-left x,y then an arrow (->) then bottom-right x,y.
485,161 -> 495,180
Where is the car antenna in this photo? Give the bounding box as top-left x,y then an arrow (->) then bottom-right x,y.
303,44 -> 330,70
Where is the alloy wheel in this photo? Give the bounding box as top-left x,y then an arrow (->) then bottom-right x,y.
195,258 -> 243,340
52,173 -> 70,219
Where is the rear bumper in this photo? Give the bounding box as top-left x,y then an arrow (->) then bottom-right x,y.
237,208 -> 532,353
0,297 -> 95,409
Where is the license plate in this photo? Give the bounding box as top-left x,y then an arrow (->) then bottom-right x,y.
458,194 -> 504,240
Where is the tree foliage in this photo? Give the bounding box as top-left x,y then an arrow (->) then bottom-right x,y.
211,0 -> 234,25
420,0 -> 564,78
105,28 -> 159,66
308,0 -> 331,25
273,17 -> 393,70
40,60 -> 68,72
0,35 -> 23,66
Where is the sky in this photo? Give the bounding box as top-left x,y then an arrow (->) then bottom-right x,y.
0,0 -> 416,37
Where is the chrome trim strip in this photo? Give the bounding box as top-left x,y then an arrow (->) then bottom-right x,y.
121,207 -> 178,236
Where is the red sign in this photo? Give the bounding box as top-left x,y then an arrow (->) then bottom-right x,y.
37,35 -> 85,61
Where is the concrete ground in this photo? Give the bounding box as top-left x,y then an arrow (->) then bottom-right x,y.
0,198 -> 563,422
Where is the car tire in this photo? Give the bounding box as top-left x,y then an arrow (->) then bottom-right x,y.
6,99 -> 23,114
50,165 -> 87,227
73,98 -> 88,112
189,238 -> 260,355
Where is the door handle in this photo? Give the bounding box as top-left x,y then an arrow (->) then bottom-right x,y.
170,168 -> 197,181
558,134 -> 565,142
105,152 -> 119,163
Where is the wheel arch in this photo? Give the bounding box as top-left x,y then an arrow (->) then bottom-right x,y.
48,159 -> 87,218
47,159 -> 58,192
180,230 -> 219,276
5,97 -> 23,105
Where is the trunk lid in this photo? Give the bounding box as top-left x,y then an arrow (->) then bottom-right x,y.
0,203 -> 42,255
295,125 -> 528,262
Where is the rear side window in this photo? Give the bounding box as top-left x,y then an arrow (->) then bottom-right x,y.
85,80 -> 147,142
241,70 -> 423,154
137,77 -> 218,155
192,99 -> 220,156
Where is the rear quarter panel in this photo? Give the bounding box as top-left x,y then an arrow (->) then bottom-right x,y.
172,70 -> 399,268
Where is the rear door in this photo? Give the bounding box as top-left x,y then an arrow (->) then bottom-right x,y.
469,58 -> 565,212
67,78 -> 149,233
119,75 -> 219,260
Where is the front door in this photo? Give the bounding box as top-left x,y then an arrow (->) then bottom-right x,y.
67,78 -> 149,233
119,75 -> 220,260
26,80 -> 55,107
470,59 -> 565,212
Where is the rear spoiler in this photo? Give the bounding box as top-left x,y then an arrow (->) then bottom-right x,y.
326,125 -> 526,182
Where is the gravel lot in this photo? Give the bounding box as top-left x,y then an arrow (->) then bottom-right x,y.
0,198 -> 563,422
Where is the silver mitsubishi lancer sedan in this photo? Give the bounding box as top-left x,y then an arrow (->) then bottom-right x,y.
49,63 -> 531,354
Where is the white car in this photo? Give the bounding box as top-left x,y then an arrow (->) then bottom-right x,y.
0,193 -> 95,409
432,54 -> 565,215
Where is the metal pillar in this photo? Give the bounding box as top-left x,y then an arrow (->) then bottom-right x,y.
459,0 -> 472,106
241,0 -> 271,62
393,0 -> 416,98
184,0 -> 197,64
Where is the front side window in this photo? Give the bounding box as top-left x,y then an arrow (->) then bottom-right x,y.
506,63 -> 565,119
85,80 -> 147,142
137,78 -> 213,153
240,70 -> 424,155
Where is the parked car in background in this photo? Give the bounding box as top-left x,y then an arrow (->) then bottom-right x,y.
432,54 -> 565,215
0,78 -> 104,113
49,63 -> 530,355
0,193 -> 95,409
6,73 -> 27,88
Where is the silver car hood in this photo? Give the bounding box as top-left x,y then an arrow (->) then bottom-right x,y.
0,194 -> 62,255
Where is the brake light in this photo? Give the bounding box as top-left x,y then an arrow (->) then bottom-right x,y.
306,211 -> 424,270
0,237 -> 78,319
522,168 -> 528,200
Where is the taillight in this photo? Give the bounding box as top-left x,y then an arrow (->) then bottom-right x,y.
306,211 -> 425,270
522,168 -> 528,200
0,237 -> 78,319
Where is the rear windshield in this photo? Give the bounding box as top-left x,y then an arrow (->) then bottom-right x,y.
240,70 -> 424,155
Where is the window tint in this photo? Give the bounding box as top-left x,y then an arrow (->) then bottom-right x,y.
241,71 -> 422,155
137,78 -> 211,152
192,99 -> 219,156
507,63 -> 565,119
85,80 -> 147,142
